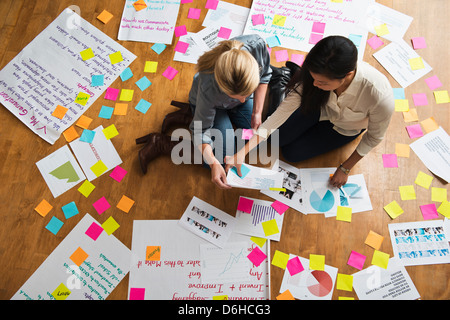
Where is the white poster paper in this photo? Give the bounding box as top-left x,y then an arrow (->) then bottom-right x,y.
0,8 -> 136,144
202,1 -> 250,35
388,220 -> 450,266
227,163 -> 283,190
128,220 -> 270,300
11,214 -> 131,300
352,257 -> 420,300
36,145 -> 86,198
69,125 -> 122,181
118,0 -> 181,44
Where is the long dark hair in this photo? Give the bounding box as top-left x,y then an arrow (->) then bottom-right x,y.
287,36 -> 358,114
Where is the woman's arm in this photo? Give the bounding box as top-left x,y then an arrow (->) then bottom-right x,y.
251,83 -> 268,130
201,143 -> 231,190
329,149 -> 363,188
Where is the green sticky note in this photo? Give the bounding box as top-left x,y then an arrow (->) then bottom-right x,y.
384,200 -> 404,219
119,89 -> 134,101
271,250 -> 289,269
78,180 -> 95,198
336,273 -> 353,291
261,219 -> 279,236
49,161 -> 80,183
52,283 -> 71,300
102,216 -> 120,235
102,124 -> 119,140
399,185 -> 416,200
415,171 -> 433,189
371,250 -> 389,269
80,48 -> 95,60
109,51 -> 123,64
309,254 -> 325,271
91,160 -> 108,177
336,206 -> 352,222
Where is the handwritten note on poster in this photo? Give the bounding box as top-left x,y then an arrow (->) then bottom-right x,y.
118,0 -> 181,44
0,8 -> 136,144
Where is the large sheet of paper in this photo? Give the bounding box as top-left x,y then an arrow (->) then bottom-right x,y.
388,220 -> 450,266
202,0 -> 250,33
0,8 -> 136,144
410,127 -> 450,183
11,214 -> 131,300
128,220 -> 270,300
118,0 -> 181,44
36,145 -> 86,198
178,196 -> 236,248
373,40 -> 432,88
352,257 -> 420,300
226,163 -> 283,190
242,0 -> 372,60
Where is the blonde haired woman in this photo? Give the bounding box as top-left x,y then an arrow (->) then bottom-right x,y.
137,34 -> 272,189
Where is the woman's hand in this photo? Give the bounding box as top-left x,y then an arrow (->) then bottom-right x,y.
330,167 -> 349,189
251,113 -> 262,131
210,162 -> 231,190
224,151 -> 246,177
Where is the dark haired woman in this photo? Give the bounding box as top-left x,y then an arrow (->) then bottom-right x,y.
224,35 -> 394,189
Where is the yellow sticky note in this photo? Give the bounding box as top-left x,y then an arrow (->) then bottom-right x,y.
97,10 -> 114,24
374,23 -> 389,37
80,48 -> 95,60
213,295 -> 229,300
109,51 -> 123,64
408,57 -> 424,70
144,61 -> 158,73
431,187 -> 447,203
52,105 -> 68,119
102,124 -> 119,140
262,219 -> 279,236
250,236 -> 267,248
309,254 -> 325,271
395,143 -> 410,158
371,250 -> 389,269
402,108 -> 418,122
273,14 -> 287,26
415,171 -> 433,189
52,283 -> 71,300
75,92 -> 90,106
78,180 -> 95,198
384,200 -> 404,219
339,296 -> 355,300
437,201 -> 450,218
272,250 -> 289,269
276,289 -> 295,300
394,99 -> 409,112
76,115 -> 93,129
420,117 -> 439,133
146,246 -> 161,261
331,0 -> 343,2
119,89 -> 134,101
102,216 -> 120,235
91,160 -> 108,177
63,126 -> 79,142
336,206 -> 352,222
336,273 -> 353,292
399,185 -> 416,200
35,199 -> 53,217
117,195 -> 135,213
114,103 -> 128,115
433,90 -> 450,104
365,230 -> 384,250
70,247 -> 89,267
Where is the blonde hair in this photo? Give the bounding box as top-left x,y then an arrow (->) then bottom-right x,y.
197,40 -> 260,97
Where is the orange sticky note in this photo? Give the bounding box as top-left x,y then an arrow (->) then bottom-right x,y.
76,115 -> 93,129
420,117 -> 439,133
97,10 -> 113,24
146,246 -> 161,261
52,105 -> 68,119
395,143 -> 410,158
114,103 -> 128,115
276,289 -> 295,300
35,199 -> 53,217
365,230 -> 384,250
117,195 -> 135,213
402,108 -> 419,122
70,247 -> 89,267
63,126 -> 79,142
133,0 -> 147,11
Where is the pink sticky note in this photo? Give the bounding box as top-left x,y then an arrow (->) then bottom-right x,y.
247,247 -> 267,267
242,128 -> 253,140
347,250 -> 366,270
175,40 -> 189,54
425,75 -> 443,90
382,154 -> 398,168
290,53 -> 305,66
420,203 -> 439,220
286,256 -> 304,276
129,288 -> 145,300
93,196 -> 110,215
275,49 -> 289,62
105,87 -> 119,101
412,93 -> 428,106
187,8 -> 201,19
205,0 -> 219,10
85,222 -> 104,241
406,123 -> 424,139
271,201 -> 289,215
110,165 -> 127,182
312,22 -> 326,34
309,33 -> 323,44
252,14 -> 265,26
181,0 -> 192,3
174,25 -> 187,37
218,27 -> 232,39
237,197 -> 254,213
411,37 -> 426,49
367,35 -> 384,50
162,66 -> 178,80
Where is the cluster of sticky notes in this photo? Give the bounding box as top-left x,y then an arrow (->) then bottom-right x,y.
309,21 -> 325,44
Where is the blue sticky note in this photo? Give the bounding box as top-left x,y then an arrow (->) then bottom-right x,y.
120,67 -> 133,81
135,99 -> 152,114
135,76 -> 152,91
393,88 -> 405,99
80,129 -> 96,143
91,74 -> 104,87
98,106 -> 114,119
266,35 -> 281,48
231,164 -> 250,179
348,34 -> 362,47
45,216 -> 64,235
151,43 -> 166,54
61,201 -> 79,219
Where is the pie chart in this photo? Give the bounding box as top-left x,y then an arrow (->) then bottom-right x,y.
306,270 -> 333,297
309,188 -> 335,212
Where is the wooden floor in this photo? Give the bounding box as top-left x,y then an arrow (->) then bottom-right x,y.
0,0 -> 448,300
